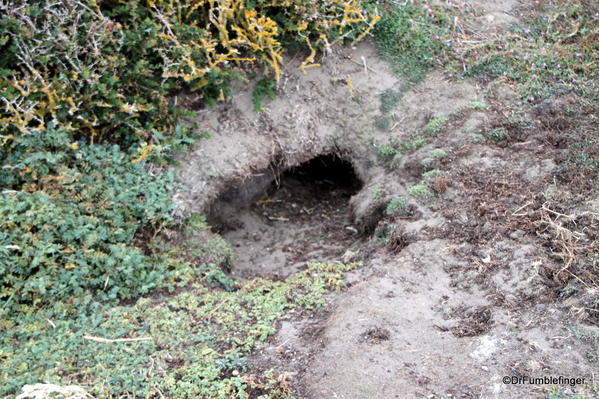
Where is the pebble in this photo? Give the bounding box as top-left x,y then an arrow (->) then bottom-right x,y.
510,230 -> 525,239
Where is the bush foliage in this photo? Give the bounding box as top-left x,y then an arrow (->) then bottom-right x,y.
0,0 -> 379,145
0,127 -> 183,307
0,261 -> 361,398
0,0 -> 379,309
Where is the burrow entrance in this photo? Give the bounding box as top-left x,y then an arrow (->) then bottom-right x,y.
207,154 -> 363,279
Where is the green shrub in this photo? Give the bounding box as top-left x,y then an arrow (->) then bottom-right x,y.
422,169 -> 443,184
375,116 -> 392,131
0,128 -> 184,308
486,127 -> 509,143
420,157 -> 433,169
431,148 -> 447,159
408,184 -> 434,199
374,223 -> 396,242
471,133 -> 486,143
468,101 -> 487,110
198,263 -> 236,292
252,78 -> 277,111
424,116 -> 449,135
400,136 -> 427,151
377,143 -> 399,159
372,187 -> 386,199
0,262 -> 361,398
385,197 -> 409,216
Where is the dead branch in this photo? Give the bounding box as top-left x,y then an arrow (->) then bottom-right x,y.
83,335 -> 153,343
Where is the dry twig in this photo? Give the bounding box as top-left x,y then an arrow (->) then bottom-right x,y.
83,335 -> 153,343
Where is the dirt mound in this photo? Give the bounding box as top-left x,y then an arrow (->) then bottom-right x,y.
172,1 -> 598,397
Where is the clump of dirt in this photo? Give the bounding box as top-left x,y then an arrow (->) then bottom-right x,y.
450,306 -> 493,338
359,326 -> 391,343
207,153 -> 364,279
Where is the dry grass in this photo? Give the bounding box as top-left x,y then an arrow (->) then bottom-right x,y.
514,202 -> 599,287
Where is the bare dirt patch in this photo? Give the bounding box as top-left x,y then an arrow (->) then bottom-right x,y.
173,1 -> 598,398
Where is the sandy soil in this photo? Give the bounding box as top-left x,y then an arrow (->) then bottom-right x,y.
173,1 -> 598,398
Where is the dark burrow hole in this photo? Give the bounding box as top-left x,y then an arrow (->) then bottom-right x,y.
207,153 -> 363,279
281,153 -> 363,194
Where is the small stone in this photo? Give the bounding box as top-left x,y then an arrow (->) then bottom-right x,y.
509,230 -> 525,239
526,359 -> 541,372
482,221 -> 494,233
342,249 -> 358,263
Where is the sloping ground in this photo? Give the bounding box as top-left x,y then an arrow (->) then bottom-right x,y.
173,41 -> 399,216
174,0 -> 598,398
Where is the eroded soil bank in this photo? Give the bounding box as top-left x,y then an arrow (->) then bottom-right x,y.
174,1 -> 598,398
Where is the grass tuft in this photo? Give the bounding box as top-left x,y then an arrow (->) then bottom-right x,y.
373,0 -> 451,83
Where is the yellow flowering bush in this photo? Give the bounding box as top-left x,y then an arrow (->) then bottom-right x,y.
0,0 -> 379,146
